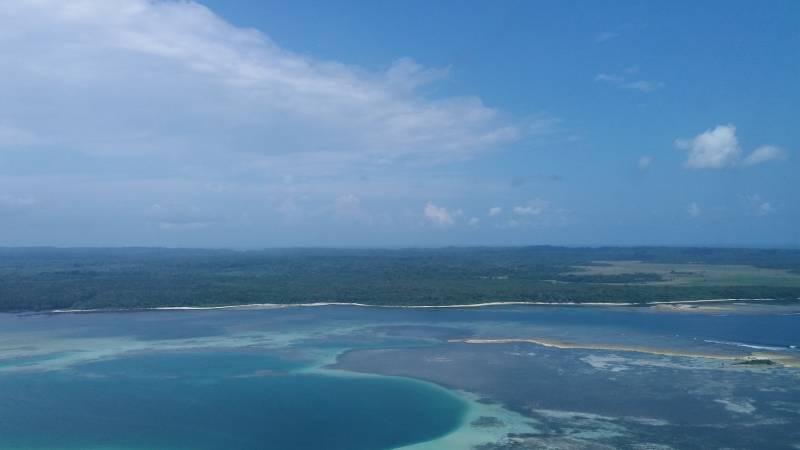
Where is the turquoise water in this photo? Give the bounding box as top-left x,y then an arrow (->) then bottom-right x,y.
0,351 -> 465,450
0,351 -> 76,369
0,304 -> 798,449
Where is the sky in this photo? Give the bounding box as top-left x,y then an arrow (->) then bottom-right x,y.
0,0 -> 798,247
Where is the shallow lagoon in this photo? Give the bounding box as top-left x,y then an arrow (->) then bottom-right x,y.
0,352 -> 464,450
0,304 -> 799,449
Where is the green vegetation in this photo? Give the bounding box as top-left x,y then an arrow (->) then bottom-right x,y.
734,359 -> 775,366
566,260 -> 800,287
553,272 -> 665,284
1,246 -> 800,312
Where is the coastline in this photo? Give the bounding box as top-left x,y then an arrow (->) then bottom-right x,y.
40,297 -> 796,315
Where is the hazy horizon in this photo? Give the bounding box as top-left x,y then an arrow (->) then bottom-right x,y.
3,243 -> 800,251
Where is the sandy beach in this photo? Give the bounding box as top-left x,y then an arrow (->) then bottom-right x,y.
453,337 -> 800,368
45,297 -> 796,314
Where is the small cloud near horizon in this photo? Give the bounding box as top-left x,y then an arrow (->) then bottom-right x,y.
424,202 -> 456,227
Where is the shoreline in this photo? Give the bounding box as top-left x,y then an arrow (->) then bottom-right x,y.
37,297 -> 795,315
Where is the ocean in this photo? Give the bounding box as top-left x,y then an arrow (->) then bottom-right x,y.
0,304 -> 798,449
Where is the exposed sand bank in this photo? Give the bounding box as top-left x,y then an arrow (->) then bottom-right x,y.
452,338 -> 800,368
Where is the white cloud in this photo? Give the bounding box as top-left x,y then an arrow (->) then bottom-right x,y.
488,206 -> 503,216
0,0 -> 573,244
332,194 -> 371,224
676,125 -> 789,169
742,145 -> 789,166
595,73 -> 625,84
621,80 -> 664,92
676,124 -> 741,169
595,32 -> 619,43
638,156 -> 653,170
687,202 -> 701,218
0,193 -> 37,217
498,201 -> 566,228
513,199 -> 550,216
467,217 -> 479,227
423,202 -> 455,227
0,0 -> 545,167
744,194 -> 773,216
333,194 -> 361,215
595,70 -> 663,93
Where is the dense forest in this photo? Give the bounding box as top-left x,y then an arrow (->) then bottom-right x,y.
1,246 -> 800,312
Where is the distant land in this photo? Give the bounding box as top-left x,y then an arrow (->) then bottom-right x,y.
2,246 -> 800,312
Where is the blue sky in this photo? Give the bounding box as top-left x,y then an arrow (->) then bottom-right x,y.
0,0 -> 797,247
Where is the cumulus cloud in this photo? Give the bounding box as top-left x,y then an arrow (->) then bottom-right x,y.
467,217 -> 479,227
507,198 -> 566,227
0,0 -> 543,167
676,125 -> 741,169
676,125 -> 789,169
742,145 -> 789,166
638,156 -> 653,170
513,198 -> 550,216
488,206 -> 503,216
744,194 -> 773,216
423,202 -> 455,227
